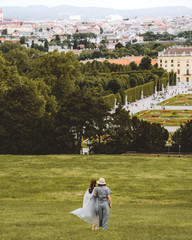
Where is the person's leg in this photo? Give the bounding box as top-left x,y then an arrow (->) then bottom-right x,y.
98,205 -> 103,228
102,203 -> 109,230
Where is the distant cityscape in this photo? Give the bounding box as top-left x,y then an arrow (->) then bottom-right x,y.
0,7 -> 192,55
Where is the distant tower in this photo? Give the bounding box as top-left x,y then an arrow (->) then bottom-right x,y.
0,9 -> 3,22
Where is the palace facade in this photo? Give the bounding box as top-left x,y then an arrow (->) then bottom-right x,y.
158,46 -> 192,83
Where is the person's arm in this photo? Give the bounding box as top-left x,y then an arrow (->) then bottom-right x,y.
93,187 -> 97,198
108,195 -> 112,208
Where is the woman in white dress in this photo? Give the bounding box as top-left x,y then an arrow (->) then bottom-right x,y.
70,179 -> 99,230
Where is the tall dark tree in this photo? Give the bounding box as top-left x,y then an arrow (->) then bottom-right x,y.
44,39 -> 49,52
104,106 -> 132,154
58,90 -> 109,153
139,56 -> 152,70
172,120 -> 192,152
131,117 -> 168,152
31,40 -> 35,49
20,36 -> 26,44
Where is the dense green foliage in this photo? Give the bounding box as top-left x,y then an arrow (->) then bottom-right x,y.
91,106 -> 169,154
172,120 -> 192,152
0,154 -> 192,240
50,32 -> 97,50
0,42 -> 175,154
142,31 -> 192,42
78,41 -> 174,60
80,60 -> 176,107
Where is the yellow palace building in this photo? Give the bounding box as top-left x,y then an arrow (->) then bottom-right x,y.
158,46 -> 192,83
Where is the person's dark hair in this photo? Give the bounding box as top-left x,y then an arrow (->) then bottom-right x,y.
89,179 -> 96,193
98,184 -> 106,187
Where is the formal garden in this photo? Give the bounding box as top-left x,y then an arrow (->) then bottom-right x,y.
135,109 -> 192,126
0,154 -> 192,240
158,94 -> 192,106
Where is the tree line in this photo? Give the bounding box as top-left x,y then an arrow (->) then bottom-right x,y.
141,31 -> 192,42
0,41 -> 189,154
78,41 -> 175,60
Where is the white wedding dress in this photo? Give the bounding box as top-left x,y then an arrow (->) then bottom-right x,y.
70,188 -> 99,226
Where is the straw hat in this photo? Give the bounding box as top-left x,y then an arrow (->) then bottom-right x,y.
97,178 -> 106,185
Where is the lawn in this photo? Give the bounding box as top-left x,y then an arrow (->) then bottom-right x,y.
0,154 -> 192,240
136,109 -> 192,126
158,94 -> 192,106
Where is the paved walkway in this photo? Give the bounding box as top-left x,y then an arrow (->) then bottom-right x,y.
125,83 -> 192,115
164,126 -> 180,132
113,83 -> 192,132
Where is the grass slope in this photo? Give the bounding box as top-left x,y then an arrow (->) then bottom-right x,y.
0,154 -> 192,240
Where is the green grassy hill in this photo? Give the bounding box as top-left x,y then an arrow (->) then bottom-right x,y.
0,154 -> 192,240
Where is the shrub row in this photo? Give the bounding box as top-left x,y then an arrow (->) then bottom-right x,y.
124,81 -> 155,103
103,72 -> 176,108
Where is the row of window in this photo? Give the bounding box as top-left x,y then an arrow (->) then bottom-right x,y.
177,77 -> 190,82
160,63 -> 189,67
177,69 -> 190,75
160,66 -> 190,75
160,59 -> 190,63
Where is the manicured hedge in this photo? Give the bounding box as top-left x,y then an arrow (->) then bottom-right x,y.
103,94 -> 116,108
124,82 -> 155,103
103,71 -> 176,107
102,93 -> 122,108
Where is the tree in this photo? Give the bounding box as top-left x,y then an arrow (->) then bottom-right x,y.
129,61 -> 138,70
131,117 -> 168,152
92,51 -> 101,59
73,39 -> 78,49
1,29 -> 7,35
0,41 -> 22,54
4,48 -> 32,74
129,73 -> 138,87
20,36 -> 26,44
89,98 -> 110,153
139,56 -> 152,70
102,105 -> 132,154
31,40 -> 35,48
107,79 -> 121,94
29,50 -> 81,105
115,42 -> 124,49
58,90 -> 109,153
44,39 -> 49,52
55,35 -> 60,41
0,63 -> 53,153
172,120 -> 192,152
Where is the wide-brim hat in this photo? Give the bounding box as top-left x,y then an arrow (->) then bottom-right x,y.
97,178 -> 106,185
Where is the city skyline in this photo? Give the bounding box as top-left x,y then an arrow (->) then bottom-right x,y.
0,0 -> 192,10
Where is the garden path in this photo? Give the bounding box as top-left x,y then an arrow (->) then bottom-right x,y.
120,82 -> 192,132
125,83 -> 192,115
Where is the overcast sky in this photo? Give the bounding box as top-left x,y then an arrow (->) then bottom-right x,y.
0,0 -> 192,9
